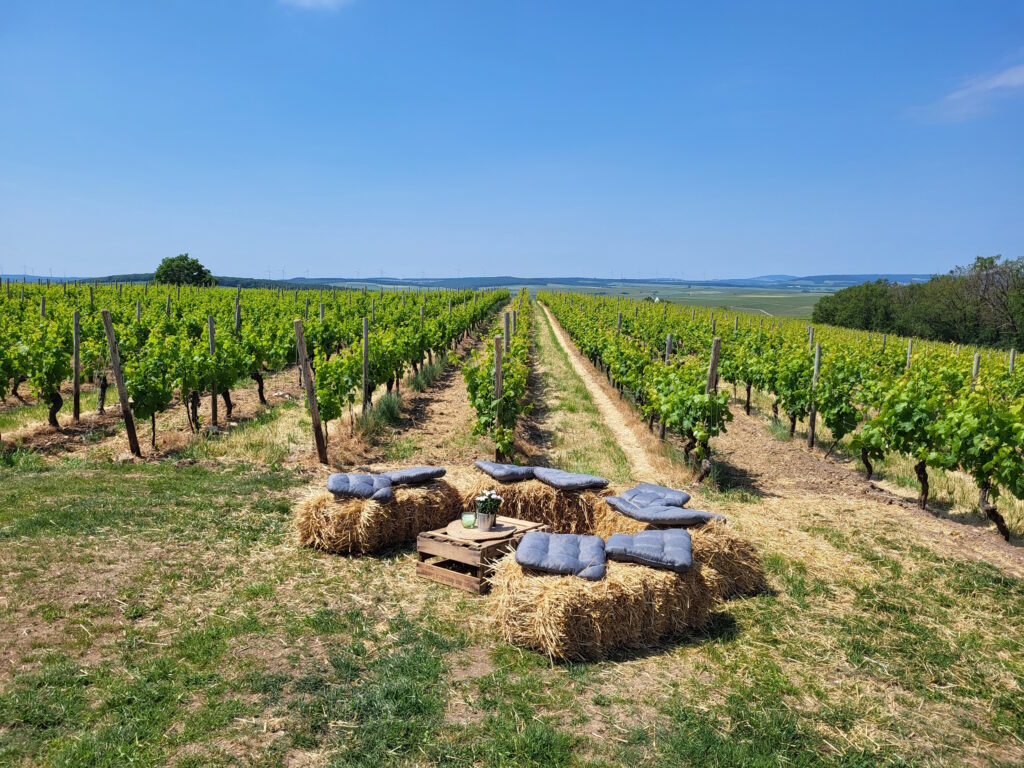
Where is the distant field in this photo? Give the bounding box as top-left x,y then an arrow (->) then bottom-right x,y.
501,282 -> 828,318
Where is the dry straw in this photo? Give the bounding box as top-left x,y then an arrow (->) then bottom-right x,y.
446,467 -> 646,537
294,479 -> 462,554
489,556 -> 713,661
690,520 -> 768,600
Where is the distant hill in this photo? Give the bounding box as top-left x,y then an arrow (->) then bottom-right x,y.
1,272 -> 933,291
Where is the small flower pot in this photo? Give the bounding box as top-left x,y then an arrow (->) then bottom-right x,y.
474,489 -> 503,532
475,509 -> 497,532
461,511 -> 477,528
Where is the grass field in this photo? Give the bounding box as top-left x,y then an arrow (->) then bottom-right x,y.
503,282 -> 827,318
1,301 -> 1023,766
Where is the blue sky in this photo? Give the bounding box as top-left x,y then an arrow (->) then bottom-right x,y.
1,1 -> 1023,280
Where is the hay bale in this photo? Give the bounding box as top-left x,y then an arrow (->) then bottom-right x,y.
294,479 -> 462,554
446,466 -> 637,535
690,520 -> 767,600
489,556 -> 713,661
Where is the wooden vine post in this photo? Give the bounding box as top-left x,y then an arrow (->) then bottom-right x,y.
503,312 -> 510,353
234,286 -> 242,333
208,316 -> 217,426
362,317 -> 370,415
100,310 -> 141,457
1010,349 -> 1016,374
293,319 -> 328,464
807,342 -> 821,449
664,333 -> 673,363
616,312 -> 622,336
494,335 -> 503,461
972,353 -> 981,389
72,311 -> 81,422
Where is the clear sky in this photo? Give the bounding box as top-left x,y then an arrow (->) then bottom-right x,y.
1,1 -> 1023,280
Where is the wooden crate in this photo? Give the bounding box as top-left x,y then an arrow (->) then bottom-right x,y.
416,516 -> 548,594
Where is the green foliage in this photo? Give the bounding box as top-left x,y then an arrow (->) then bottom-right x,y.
153,253 -> 216,286
463,291 -> 531,457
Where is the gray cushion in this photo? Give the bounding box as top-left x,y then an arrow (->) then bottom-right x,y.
532,467 -> 609,491
515,532 -> 607,581
620,483 -> 691,508
326,473 -> 394,502
384,466 -> 446,486
474,460 -> 535,482
606,530 -> 693,573
605,496 -> 725,526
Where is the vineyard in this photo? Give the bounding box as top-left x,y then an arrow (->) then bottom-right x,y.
0,281 -> 507,453
541,291 -> 1024,540
1,284 -> 1024,766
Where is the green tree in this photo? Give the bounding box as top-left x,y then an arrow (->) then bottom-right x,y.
154,254 -> 216,286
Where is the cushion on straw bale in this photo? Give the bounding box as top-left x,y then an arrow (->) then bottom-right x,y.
515,531 -> 607,581
619,483 -> 691,508
489,556 -> 712,661
384,466 -> 446,485
606,496 -> 725,527
532,467 -> 609,491
474,460 -> 536,482
605,529 -> 693,573
295,479 -> 462,555
327,473 -> 394,501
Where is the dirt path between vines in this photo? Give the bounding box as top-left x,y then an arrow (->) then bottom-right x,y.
538,303 -> 659,482
539,302 -> 1024,578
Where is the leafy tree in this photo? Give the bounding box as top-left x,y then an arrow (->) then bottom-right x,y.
154,254 -> 216,286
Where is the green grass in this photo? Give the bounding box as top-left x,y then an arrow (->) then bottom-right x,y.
3,349 -> 1024,765
531,303 -> 633,483
0,386 -> 120,434
500,282 -> 826,318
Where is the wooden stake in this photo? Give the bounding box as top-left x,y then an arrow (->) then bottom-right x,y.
504,312 -> 510,353
100,310 -> 141,457
1010,348 -> 1016,374
808,343 -> 821,449
616,312 -> 622,335
293,320 -> 328,464
705,337 -> 721,395
235,286 -> 242,333
208,316 -> 217,426
362,317 -> 370,415
972,353 -> 980,388
665,333 -> 673,364
73,311 -> 81,422
906,338 -> 913,370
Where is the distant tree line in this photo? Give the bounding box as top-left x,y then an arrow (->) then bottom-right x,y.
811,256 -> 1024,349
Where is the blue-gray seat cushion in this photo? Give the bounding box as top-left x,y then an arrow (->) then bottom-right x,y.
620,483 -> 691,508
474,460 -> 536,482
605,530 -> 693,573
515,532 -> 607,581
326,473 -> 394,502
383,466 -> 446,486
532,467 -> 609,491
605,496 -> 725,526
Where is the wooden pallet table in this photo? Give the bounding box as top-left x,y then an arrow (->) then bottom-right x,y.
416,516 -> 549,594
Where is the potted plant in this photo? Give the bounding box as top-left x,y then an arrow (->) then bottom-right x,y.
474,489 -> 502,532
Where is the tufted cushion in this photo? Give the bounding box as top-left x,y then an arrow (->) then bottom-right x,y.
532,467 -> 609,491
474,460 -> 536,482
383,466 -> 446,486
605,496 -> 725,527
326,473 -> 394,502
515,532 -> 607,581
605,530 -> 694,573
619,483 -> 691,509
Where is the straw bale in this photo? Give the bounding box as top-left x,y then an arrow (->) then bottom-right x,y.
294,479 -> 462,554
489,556 -> 713,661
